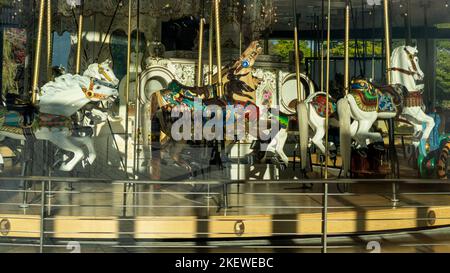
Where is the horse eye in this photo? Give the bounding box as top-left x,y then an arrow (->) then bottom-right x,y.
96,86 -> 101,89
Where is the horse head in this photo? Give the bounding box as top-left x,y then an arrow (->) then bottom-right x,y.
83,59 -> 120,88
81,78 -> 119,103
404,46 -> 424,81
391,45 -> 424,87
232,40 -> 263,75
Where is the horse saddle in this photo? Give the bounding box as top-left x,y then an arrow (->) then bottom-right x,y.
310,93 -> 337,118
168,80 -> 216,101
350,79 -> 405,113
4,94 -> 37,127
350,79 -> 379,112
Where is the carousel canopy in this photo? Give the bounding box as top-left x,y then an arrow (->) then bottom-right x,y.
55,0 -> 201,19
272,0 -> 450,33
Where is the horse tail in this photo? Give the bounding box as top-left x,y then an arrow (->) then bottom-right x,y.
298,101 -> 309,170
338,97 -> 352,177
438,141 -> 450,180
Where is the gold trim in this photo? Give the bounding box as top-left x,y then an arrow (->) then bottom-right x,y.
32,0 -> 46,104
214,0 -> 223,97
197,18 -> 205,87
384,0 -> 392,85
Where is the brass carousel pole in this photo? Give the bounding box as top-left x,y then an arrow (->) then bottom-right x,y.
122,0 -> 133,216
208,0 -> 214,85
197,15 -> 206,87
384,0 -> 392,85
125,0 -> 133,176
75,0 -> 84,75
31,0 -> 46,104
214,0 -> 223,97
344,0 -> 350,95
293,0 -> 303,102
46,0 -> 52,81
293,0 -> 308,176
384,0 -> 400,202
320,0 -> 325,92
44,0 -> 53,203
322,0 -> 332,254
133,0 -> 141,179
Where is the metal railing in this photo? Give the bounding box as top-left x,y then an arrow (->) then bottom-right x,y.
0,176 -> 449,253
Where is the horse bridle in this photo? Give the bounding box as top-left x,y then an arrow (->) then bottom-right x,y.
82,79 -> 110,100
98,64 -> 114,83
388,48 -> 421,77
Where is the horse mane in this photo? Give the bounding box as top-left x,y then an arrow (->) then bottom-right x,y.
40,74 -> 88,97
83,63 -> 100,78
391,46 -> 404,68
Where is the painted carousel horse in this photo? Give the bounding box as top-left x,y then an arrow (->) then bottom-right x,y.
38,60 -> 120,114
149,70 -> 265,179
260,72 -> 338,177
0,62 -> 119,172
338,45 -> 435,175
143,41 -> 263,177
0,81 -> 118,172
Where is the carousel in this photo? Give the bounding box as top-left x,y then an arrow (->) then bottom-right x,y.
0,0 -> 449,253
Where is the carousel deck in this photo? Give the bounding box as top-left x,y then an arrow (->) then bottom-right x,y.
0,166 -> 449,240
0,137 -> 448,241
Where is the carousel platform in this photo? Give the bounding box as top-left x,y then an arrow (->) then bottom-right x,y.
0,138 -> 448,248
0,170 -> 449,241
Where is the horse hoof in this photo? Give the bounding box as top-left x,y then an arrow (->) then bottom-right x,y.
357,149 -> 368,158
87,156 -> 96,165
330,151 -> 338,159
59,164 -> 74,172
373,142 -> 385,151
412,131 -> 424,142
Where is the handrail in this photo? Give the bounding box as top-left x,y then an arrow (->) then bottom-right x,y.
0,176 -> 449,253
0,176 -> 447,185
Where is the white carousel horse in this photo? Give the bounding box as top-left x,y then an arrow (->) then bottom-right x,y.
0,61 -> 120,172
390,46 -> 430,147
83,60 -> 120,88
263,73 -> 337,174
338,45 -> 435,175
38,60 -> 120,116
0,80 -> 118,172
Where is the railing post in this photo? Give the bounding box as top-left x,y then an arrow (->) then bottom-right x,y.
40,180 -> 46,253
321,181 -> 328,253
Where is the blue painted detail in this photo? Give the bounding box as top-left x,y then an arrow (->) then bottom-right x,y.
428,113 -> 441,152
5,112 -> 22,127
378,94 -> 396,112
242,59 -> 250,68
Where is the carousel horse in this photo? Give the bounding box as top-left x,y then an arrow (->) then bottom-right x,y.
0,61 -> 120,172
338,45 -> 435,175
149,69 -> 264,179
0,81 -> 118,172
38,60 -> 119,114
143,41 -> 264,178
261,72 -> 338,177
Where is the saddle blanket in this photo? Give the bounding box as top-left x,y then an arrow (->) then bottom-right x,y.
37,113 -> 72,129
310,93 -> 337,118
350,79 -> 379,112
350,79 -> 400,113
5,112 -> 23,127
167,80 -> 215,101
